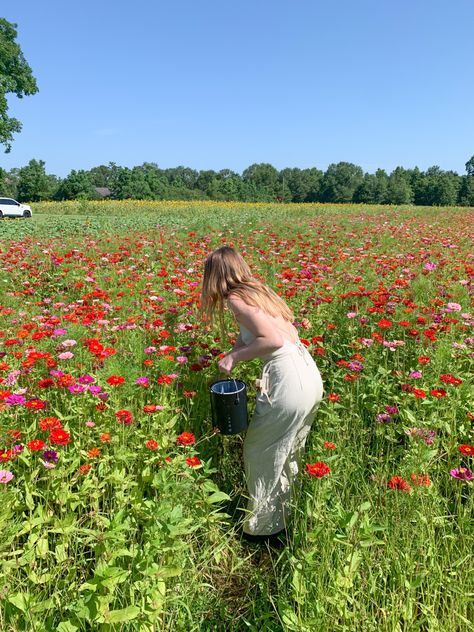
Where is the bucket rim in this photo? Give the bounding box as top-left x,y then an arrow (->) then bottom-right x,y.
209,378 -> 247,394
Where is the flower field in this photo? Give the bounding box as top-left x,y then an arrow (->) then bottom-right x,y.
0,201 -> 473,631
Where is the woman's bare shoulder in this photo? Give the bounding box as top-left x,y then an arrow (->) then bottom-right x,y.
227,293 -> 252,315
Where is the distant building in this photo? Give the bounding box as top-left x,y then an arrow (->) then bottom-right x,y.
94,187 -> 111,198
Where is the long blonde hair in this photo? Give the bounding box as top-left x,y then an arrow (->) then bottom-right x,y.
200,246 -> 294,331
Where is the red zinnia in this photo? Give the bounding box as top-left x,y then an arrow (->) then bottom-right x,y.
459,444 -> 474,456
107,375 -> 125,386
440,374 -> 463,386
49,429 -> 71,446
37,379 -> 55,389
143,404 -> 158,413
146,440 -> 159,450
79,464 -> 92,474
186,456 -> 201,467
418,356 -> 430,365
324,441 -> 337,450
157,375 -> 174,385
28,439 -> 46,451
412,388 -> 426,399
99,433 -> 111,443
430,388 -> 447,398
25,399 -> 46,410
387,476 -> 412,492
176,431 -> 196,446
115,409 -> 134,425
39,416 -> 63,431
305,461 -> 330,478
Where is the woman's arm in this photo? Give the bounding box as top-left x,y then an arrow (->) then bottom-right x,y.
231,331 -> 245,351
218,295 -> 284,374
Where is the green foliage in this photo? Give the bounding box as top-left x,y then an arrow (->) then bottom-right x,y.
458,175 -> 474,206
0,18 -> 38,152
15,159 -> 59,201
4,156 -> 474,206
465,155 -> 474,176
320,162 -> 364,203
54,169 -> 98,200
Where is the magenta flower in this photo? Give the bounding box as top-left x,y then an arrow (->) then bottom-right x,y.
5,394 -> 26,406
78,375 -> 95,384
68,384 -> 86,394
50,370 -> 65,377
135,377 -> 150,386
450,467 -> 473,481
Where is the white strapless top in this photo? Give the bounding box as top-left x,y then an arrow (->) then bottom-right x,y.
238,322 -> 308,364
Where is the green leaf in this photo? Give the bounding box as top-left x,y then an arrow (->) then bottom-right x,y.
147,581 -> 166,614
102,605 -> 141,623
8,592 -> 29,612
55,544 -> 69,563
154,566 -> 181,578
280,605 -> 300,630
36,536 -> 49,556
57,623 -> 79,632
206,491 -> 231,504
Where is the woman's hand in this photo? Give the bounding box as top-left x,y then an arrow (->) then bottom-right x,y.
218,352 -> 237,375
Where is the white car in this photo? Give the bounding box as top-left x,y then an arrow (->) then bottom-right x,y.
0,197 -> 32,218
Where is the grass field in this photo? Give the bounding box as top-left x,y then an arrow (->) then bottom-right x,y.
0,201 -> 473,631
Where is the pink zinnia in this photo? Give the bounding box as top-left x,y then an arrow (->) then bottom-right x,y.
0,470 -> 14,484
445,303 -> 461,312
450,467 -> 473,481
58,352 -> 74,360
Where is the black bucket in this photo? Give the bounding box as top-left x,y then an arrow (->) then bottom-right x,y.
209,378 -> 248,435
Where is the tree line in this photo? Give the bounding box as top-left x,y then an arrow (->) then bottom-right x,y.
1,158 -> 474,206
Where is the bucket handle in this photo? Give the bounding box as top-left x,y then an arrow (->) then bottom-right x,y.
231,377 -> 239,405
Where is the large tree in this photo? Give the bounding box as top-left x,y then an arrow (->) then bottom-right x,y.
465,155 -> 474,177
16,159 -> 58,201
0,18 -> 38,152
320,162 -> 364,203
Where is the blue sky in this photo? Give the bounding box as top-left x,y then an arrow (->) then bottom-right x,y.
2,0 -> 474,177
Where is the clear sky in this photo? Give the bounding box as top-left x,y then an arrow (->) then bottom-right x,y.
1,0 -> 474,177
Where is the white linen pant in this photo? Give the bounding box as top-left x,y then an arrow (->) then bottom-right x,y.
242,341 -> 324,536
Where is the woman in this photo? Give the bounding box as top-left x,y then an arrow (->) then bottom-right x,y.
201,246 -> 324,544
